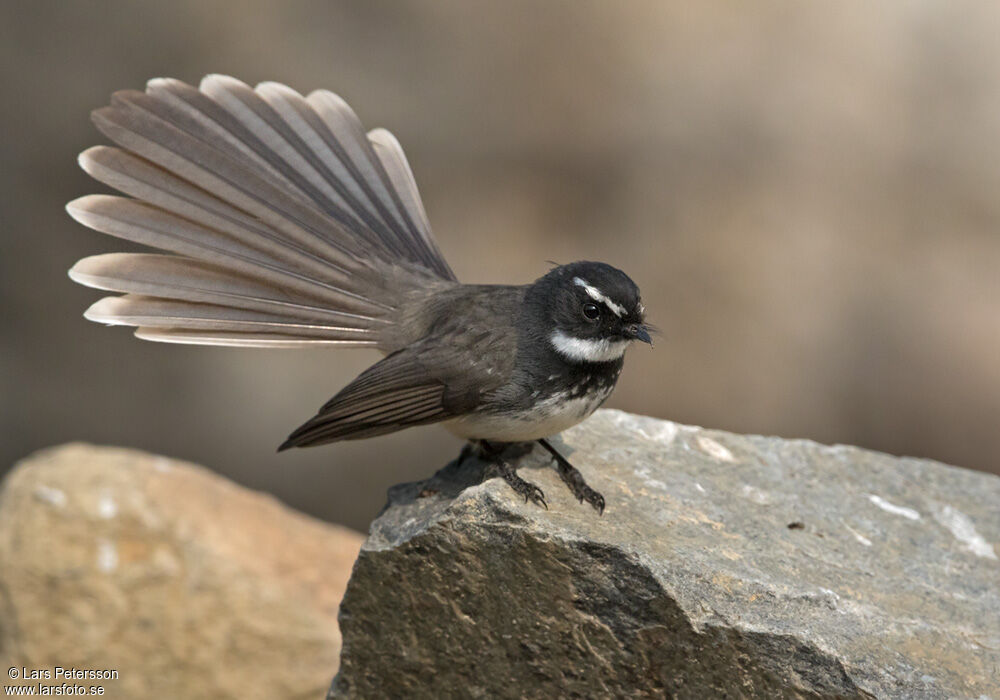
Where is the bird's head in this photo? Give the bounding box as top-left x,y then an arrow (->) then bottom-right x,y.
528,261 -> 651,363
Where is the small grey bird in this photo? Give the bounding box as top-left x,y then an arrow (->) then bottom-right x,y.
67,75 -> 651,513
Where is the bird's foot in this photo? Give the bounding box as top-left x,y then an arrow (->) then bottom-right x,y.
558,467 -> 605,514
537,438 -> 605,515
493,458 -> 547,509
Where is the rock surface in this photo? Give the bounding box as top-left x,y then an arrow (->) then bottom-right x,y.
331,409 -> 1000,699
0,444 -> 364,700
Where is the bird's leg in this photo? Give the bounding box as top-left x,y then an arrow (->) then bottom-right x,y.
478,440 -> 547,509
537,438 -> 605,515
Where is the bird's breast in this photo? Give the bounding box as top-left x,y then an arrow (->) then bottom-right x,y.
444,373 -> 617,442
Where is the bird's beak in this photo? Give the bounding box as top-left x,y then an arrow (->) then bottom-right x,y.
627,324 -> 653,345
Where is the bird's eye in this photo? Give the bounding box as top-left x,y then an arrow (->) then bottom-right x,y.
583,303 -> 600,320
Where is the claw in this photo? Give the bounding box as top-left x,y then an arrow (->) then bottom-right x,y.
591,492 -> 605,516
578,485 -> 603,513
519,483 -> 547,509
527,486 -> 548,510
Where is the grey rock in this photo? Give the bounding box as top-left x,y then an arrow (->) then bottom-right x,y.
330,410 -> 999,699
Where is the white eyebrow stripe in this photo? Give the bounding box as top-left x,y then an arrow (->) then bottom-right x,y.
550,330 -> 630,363
573,277 -> 626,317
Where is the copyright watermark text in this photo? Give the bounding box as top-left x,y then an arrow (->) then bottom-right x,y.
5,667 -> 118,696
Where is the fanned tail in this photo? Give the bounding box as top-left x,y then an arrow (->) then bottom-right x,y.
67,75 -> 456,348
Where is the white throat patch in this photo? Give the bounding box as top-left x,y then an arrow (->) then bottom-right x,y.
573,277 -> 625,317
550,329 -> 630,363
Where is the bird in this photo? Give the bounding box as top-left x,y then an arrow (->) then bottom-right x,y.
66,75 -> 652,514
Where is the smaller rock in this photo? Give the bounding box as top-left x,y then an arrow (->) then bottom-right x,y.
0,444 -> 363,700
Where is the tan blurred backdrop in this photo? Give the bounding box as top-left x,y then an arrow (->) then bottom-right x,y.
2,2 -> 998,530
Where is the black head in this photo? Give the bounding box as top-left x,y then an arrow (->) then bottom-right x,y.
526,261 -> 650,363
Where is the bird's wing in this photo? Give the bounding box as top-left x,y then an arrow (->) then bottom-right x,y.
68,75 -> 456,348
279,325 -> 512,447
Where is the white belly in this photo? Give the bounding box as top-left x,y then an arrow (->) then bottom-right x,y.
444,389 -> 610,442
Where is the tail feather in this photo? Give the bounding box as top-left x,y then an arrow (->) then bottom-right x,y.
70,254 -> 391,324
86,295 -> 378,344
367,128 -> 450,277
147,78 -> 383,252
76,146 -> 372,282
66,194 -> 390,315
69,75 -> 455,348
303,87 -> 447,272
134,328 -> 377,348
248,81 -> 410,256
91,95 -> 368,266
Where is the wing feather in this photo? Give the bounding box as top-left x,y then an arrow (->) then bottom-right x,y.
279,382 -> 448,447
279,315 -> 514,447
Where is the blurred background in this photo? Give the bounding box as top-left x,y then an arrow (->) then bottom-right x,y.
2,1 -> 999,531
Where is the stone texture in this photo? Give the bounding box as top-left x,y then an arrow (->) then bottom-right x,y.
0,444 -> 364,700
331,410 -> 1000,699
